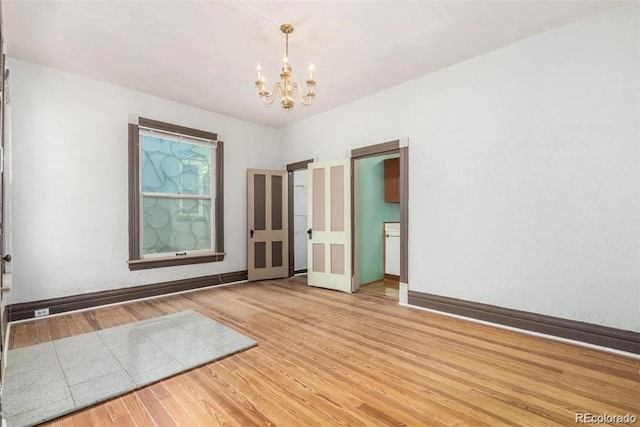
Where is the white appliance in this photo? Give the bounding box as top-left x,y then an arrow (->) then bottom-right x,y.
384,222 -> 400,277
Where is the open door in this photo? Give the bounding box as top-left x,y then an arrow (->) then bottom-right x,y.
0,49 -> 8,381
307,159 -> 351,292
247,169 -> 288,281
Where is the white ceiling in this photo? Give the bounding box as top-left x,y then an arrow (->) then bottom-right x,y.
4,1 -> 628,128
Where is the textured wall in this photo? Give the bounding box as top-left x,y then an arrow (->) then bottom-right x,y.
9,59 -> 280,303
280,5 -> 640,332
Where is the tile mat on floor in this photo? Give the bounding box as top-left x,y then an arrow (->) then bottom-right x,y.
3,310 -> 257,427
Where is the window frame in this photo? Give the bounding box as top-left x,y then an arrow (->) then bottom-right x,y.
128,117 -> 224,270
139,134 -> 215,260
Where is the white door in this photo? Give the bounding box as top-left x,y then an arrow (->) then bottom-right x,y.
0,51 -> 7,383
307,159 -> 351,292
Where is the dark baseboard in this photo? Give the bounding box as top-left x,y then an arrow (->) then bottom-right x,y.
384,274 -> 400,282
408,290 -> 640,355
8,270 -> 248,322
1,304 -> 7,351
293,269 -> 308,275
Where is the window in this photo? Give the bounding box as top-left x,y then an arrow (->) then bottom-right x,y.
128,117 -> 224,270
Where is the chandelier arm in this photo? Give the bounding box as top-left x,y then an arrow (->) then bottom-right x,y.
261,82 -> 283,106
293,82 -> 315,106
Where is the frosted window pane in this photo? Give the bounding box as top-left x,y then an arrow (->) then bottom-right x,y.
141,135 -> 211,195
143,197 -> 212,255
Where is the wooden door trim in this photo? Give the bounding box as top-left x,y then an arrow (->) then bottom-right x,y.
351,140 -> 399,158
399,147 -> 408,283
351,158 -> 358,291
286,159 -> 314,172
351,142 -> 408,293
286,159 -> 313,277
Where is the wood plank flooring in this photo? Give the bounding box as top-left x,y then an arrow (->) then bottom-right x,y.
358,279 -> 399,299
8,276 -> 640,426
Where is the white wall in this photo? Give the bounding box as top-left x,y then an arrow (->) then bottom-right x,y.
280,5 -> 640,332
9,59 -> 280,304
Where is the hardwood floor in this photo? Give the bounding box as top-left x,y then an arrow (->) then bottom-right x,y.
358,279 -> 399,299
8,276 -> 640,426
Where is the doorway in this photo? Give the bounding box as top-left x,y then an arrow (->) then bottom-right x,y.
352,140 -> 408,303
286,159 -> 313,277
282,140 -> 408,302
355,152 -> 400,299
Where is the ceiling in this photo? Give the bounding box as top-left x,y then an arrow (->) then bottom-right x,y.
4,1 -> 628,128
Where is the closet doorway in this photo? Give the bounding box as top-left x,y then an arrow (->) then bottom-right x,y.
352,141 -> 408,302
286,159 -> 313,276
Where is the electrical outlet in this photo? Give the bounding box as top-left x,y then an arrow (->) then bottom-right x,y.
34,308 -> 49,317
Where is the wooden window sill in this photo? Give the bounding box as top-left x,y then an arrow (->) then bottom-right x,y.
127,253 -> 226,271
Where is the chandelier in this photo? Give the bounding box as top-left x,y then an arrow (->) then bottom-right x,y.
255,24 -> 316,110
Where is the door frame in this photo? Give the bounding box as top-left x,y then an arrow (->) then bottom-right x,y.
286,159 -> 313,277
351,140 -> 409,301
